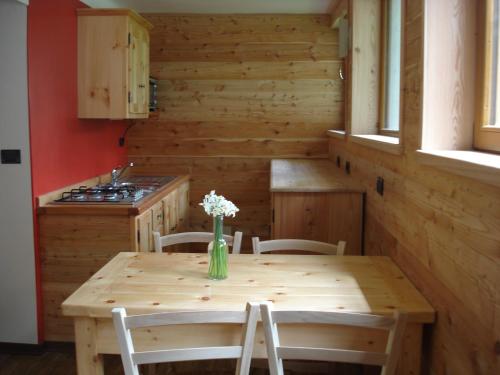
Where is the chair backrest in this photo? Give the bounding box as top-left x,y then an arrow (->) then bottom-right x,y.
252,238 -> 346,256
260,302 -> 407,375
112,302 -> 259,375
154,231 -> 243,254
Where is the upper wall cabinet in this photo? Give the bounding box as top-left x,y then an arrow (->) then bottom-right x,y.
77,9 -> 152,120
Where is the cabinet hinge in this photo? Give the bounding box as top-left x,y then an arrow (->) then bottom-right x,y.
128,91 -> 131,103
137,229 -> 140,243
128,32 -> 131,46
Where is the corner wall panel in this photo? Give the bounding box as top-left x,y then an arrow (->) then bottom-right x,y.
128,14 -> 343,246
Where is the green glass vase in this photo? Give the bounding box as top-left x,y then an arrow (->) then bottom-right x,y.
208,215 -> 229,280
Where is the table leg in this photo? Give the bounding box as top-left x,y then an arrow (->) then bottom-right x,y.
363,323 -> 423,375
74,317 -> 105,375
397,323 -> 423,375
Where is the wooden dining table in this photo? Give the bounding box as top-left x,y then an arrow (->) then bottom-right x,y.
62,252 -> 435,375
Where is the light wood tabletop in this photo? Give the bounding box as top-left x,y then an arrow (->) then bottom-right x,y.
63,252 -> 433,321
270,159 -> 365,193
62,252 -> 435,375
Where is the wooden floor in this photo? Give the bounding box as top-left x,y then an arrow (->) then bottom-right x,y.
0,345 -> 366,375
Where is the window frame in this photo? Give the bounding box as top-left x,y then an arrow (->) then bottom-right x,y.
378,0 -> 404,137
476,0 -> 500,153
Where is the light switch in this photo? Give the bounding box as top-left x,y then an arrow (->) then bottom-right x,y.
1,149 -> 21,164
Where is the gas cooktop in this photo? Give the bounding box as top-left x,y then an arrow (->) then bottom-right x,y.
52,176 -> 176,205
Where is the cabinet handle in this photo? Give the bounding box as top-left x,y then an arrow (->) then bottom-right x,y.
139,84 -> 146,88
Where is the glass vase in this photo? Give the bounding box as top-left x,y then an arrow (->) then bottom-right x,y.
208,215 -> 229,280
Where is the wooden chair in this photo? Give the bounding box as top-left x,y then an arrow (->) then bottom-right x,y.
112,302 -> 260,375
153,231 -> 243,254
260,302 -> 408,375
252,238 -> 346,256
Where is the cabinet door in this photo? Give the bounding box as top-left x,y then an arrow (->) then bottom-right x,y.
162,190 -> 178,234
128,18 -> 149,115
77,14 -> 129,119
151,200 -> 164,236
176,181 -> 190,232
272,192 -> 362,255
272,192 -> 330,241
136,209 -> 153,252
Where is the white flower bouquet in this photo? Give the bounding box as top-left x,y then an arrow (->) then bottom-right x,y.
200,190 -> 239,218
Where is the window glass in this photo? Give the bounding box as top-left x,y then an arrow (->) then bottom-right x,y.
383,0 -> 402,131
489,0 -> 500,127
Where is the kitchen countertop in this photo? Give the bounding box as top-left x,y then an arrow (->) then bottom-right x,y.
270,159 -> 365,193
37,174 -> 190,216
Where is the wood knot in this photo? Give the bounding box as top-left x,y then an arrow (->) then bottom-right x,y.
337,306 -> 345,310
198,261 -> 208,265
177,277 -> 184,280
152,302 -> 160,306
105,300 -> 115,304
248,280 -> 255,283
385,305 -> 396,310
201,296 -> 210,301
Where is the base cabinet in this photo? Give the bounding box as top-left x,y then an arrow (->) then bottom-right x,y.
271,191 -> 363,255
136,180 -> 190,252
39,178 -> 189,341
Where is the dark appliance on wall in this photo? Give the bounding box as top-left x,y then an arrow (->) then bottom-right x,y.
149,77 -> 158,112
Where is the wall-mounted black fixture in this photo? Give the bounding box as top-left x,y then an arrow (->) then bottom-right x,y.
376,176 -> 384,196
336,156 -> 341,168
118,122 -> 141,147
1,149 -> 21,164
345,161 -> 351,174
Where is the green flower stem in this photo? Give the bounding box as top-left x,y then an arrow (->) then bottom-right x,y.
208,215 -> 228,280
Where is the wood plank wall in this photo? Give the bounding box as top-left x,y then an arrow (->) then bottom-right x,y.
329,1 -> 499,374
127,14 -> 343,245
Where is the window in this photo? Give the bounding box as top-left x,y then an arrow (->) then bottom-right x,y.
418,0 -> 500,187
476,0 -> 500,152
380,0 -> 402,134
347,0 -> 404,154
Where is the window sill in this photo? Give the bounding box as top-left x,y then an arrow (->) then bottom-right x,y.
416,150 -> 500,188
327,130 -> 346,140
350,134 -> 402,155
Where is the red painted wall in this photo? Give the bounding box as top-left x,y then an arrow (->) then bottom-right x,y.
27,0 -> 128,341
28,0 -> 127,198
